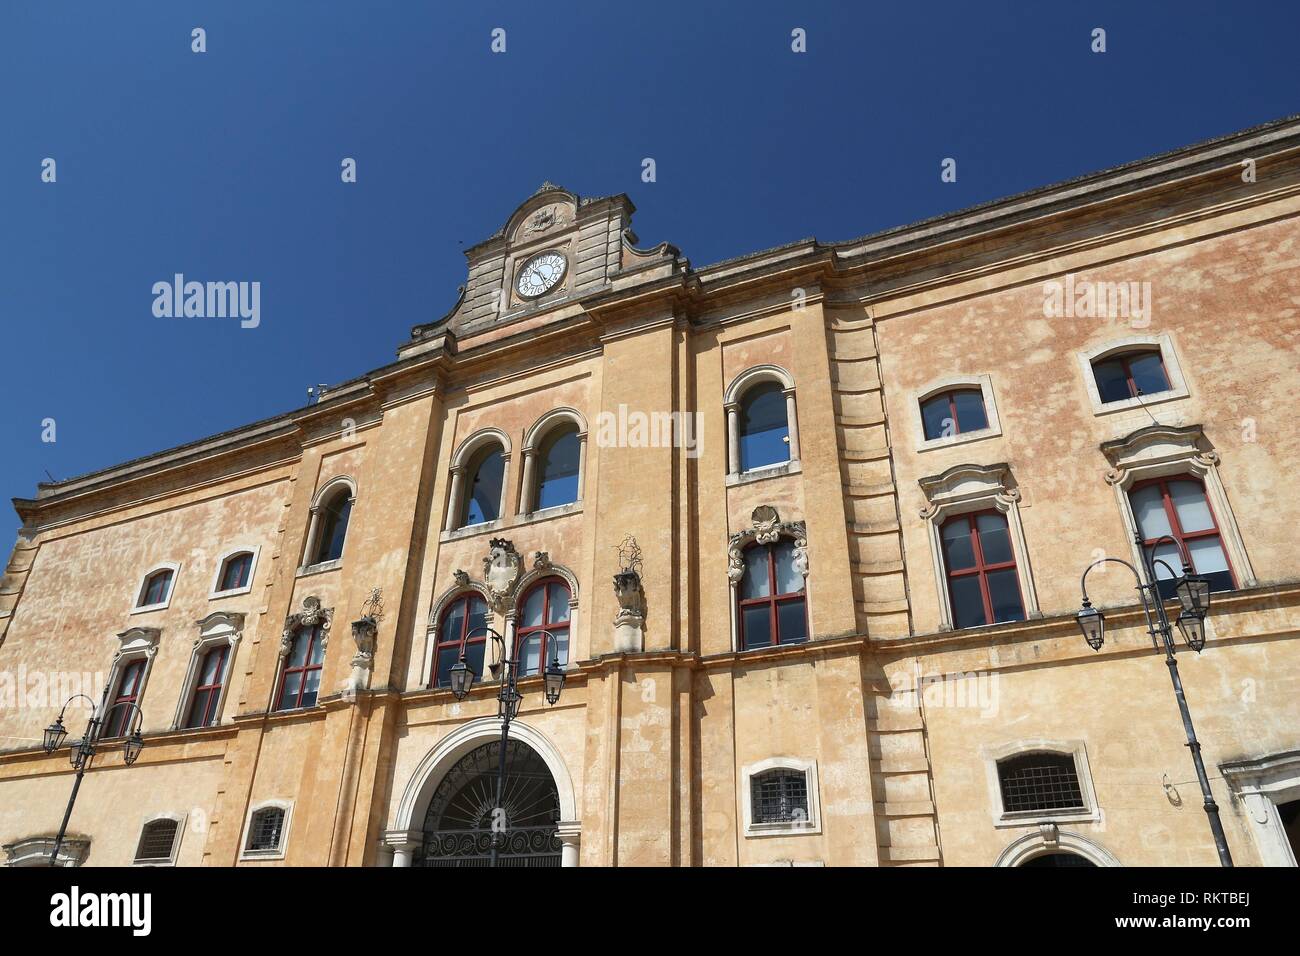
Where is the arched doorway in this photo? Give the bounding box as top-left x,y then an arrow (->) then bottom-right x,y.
1020,852 -> 1097,868
417,739 -> 562,867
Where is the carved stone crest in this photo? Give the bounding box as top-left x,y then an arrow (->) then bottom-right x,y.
482,538 -> 522,611
281,596 -> 332,659
533,551 -> 551,571
520,202 -> 571,239
727,507 -> 808,583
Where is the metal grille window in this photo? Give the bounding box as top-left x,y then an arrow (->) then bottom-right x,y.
997,753 -> 1085,813
134,819 -> 179,863
750,769 -> 810,826
247,807 -> 285,852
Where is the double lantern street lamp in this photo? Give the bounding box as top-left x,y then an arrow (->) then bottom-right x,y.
447,624 -> 566,867
41,690 -> 146,867
1075,533 -> 1231,867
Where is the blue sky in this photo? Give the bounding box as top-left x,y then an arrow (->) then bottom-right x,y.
2,1 -> 1297,535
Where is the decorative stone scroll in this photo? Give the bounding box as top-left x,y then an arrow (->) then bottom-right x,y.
281,596 -> 332,659
727,506 -> 809,583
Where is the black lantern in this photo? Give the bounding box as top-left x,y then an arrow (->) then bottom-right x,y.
69,738 -> 89,769
43,717 -> 68,754
543,657 -> 566,705
1175,572 -> 1212,616
1176,611 -> 1207,652
1076,602 -> 1105,651
123,731 -> 145,767
448,658 -> 475,700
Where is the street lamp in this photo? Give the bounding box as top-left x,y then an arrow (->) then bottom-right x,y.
41,689 -> 146,866
1075,534 -> 1231,866
447,624 -> 566,866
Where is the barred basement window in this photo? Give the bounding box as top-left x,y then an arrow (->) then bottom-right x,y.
750,769 -> 810,826
997,753 -> 1085,814
134,819 -> 180,864
247,807 -> 286,852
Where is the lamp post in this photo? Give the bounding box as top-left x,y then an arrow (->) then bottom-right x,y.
1075,533 -> 1230,866
448,624 -> 566,867
41,684 -> 146,867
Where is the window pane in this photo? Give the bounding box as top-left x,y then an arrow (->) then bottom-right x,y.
517,633 -> 541,676
772,540 -> 803,595
975,513 -> 1013,565
548,583 -> 571,623
442,599 -> 467,644
1129,485 -> 1172,539
776,599 -> 807,645
1127,351 -> 1170,396
536,428 -> 581,510
200,647 -> 224,684
550,627 -> 570,666
952,389 -> 989,433
741,547 -> 771,600
315,495 -> 351,563
985,569 -> 1025,623
1092,358 -> 1132,403
307,630 -> 326,666
739,383 -> 790,471
1148,541 -> 1182,581
466,596 -> 487,641
920,395 -> 953,441
186,688 -> 213,728
278,671 -> 302,709
941,518 -> 976,570
435,646 -> 460,688
463,641 -> 486,680
949,576 -> 987,629
742,605 -> 772,649
520,585 -> 545,627
1168,480 -> 1214,533
465,448 -> 504,525
220,554 -> 251,591
1186,535 -> 1230,575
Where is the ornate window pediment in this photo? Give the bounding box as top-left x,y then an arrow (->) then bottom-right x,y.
727,506 -> 808,583
280,596 -> 332,659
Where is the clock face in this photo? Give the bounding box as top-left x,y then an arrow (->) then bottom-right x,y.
515,250 -> 568,299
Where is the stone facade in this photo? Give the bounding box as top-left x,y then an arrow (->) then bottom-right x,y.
3,117 -> 1300,867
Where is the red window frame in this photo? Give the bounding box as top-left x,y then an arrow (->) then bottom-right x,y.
1129,475 -> 1237,587
433,593 -> 488,688
737,541 -> 807,648
104,659 -> 146,738
185,644 -> 229,728
920,388 -> 986,439
275,624 -> 325,711
516,578 -> 571,676
941,510 -> 1025,628
138,569 -> 172,607
1092,349 -> 1169,401
218,553 -> 253,592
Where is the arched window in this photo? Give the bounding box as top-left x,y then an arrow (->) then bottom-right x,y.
184,644 -> 229,728
137,568 -> 174,609
534,425 -> 581,510
749,768 -> 811,826
246,807 -> 286,853
275,624 -> 326,711
738,381 -> 790,473
1091,349 -> 1170,404
134,818 -> 181,865
516,578 -> 571,676
920,388 -> 988,441
462,445 -> 505,527
311,487 -> 352,565
104,659 -> 147,738
1128,475 -> 1235,600
216,551 -> 254,593
433,593 -> 488,689
738,540 -> 806,649
940,511 -> 1025,629
997,753 -> 1085,814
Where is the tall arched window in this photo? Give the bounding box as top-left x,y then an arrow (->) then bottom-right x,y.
738,382 -> 790,473
516,578 -> 571,676
534,425 -> 581,510
434,593 -> 488,689
462,445 -> 506,527
276,624 -> 326,711
311,488 -> 352,564
738,540 -> 806,649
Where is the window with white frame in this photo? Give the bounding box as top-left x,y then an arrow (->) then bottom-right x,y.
918,463 -> 1040,631
132,562 -> 179,613
241,802 -> 292,860
133,815 -> 184,866
174,612 -> 242,730
1078,333 -> 1189,416
741,757 -> 821,836
724,365 -> 800,481
912,374 -> 1002,450
982,740 -> 1100,827
211,547 -> 259,598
